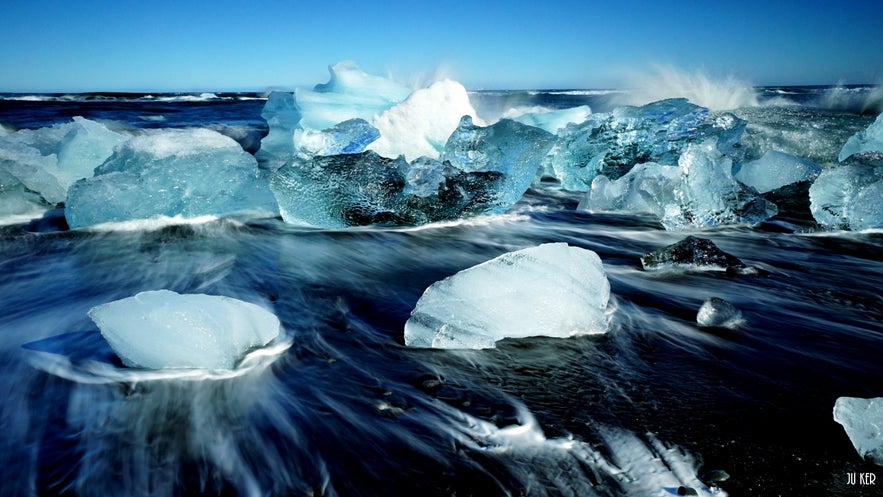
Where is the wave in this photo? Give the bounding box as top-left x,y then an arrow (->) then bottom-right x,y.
612,64 -> 760,111
813,84 -> 883,114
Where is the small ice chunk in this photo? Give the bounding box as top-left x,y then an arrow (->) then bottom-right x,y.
404,243 -> 610,349
697,297 -> 744,329
641,236 -> 747,272
839,113 -> 883,162
368,79 -> 483,161
833,397 -> 883,465
734,150 -> 822,194
89,290 -> 281,370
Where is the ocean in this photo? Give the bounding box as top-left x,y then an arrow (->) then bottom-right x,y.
1,85 -> 882,496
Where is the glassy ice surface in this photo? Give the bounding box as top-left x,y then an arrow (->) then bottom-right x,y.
833,397 -> 883,465
542,98 -> 745,191
269,150 -> 506,227
505,104 -> 592,133
696,297 -> 745,329
839,112 -> 883,161
89,289 -> 281,370
292,118 -> 380,159
440,116 -> 555,209
0,117 -> 127,211
809,157 -> 883,230
404,243 -> 610,349
256,61 -> 410,169
65,128 -> 279,228
582,138 -> 776,229
734,149 -> 822,194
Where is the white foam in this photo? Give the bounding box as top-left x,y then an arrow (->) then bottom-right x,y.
368,79 -> 483,161
616,64 -> 759,111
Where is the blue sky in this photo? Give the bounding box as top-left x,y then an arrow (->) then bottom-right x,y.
2,0 -> 882,92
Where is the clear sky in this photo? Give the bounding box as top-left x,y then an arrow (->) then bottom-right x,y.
2,0 -> 882,92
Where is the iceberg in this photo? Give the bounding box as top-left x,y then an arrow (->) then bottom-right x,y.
809,157 -> 883,230
542,99 -> 746,191
640,236 -> 747,273
404,243 -> 610,349
833,397 -> 883,465
368,79 -> 483,161
269,151 -> 504,227
582,139 -> 777,229
65,128 -> 279,228
734,150 -> 822,194
696,297 -> 744,329
89,290 -> 281,370
256,61 -> 411,169
440,116 -> 555,208
839,112 -> 883,162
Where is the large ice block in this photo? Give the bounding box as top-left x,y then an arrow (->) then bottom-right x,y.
268,151 -> 504,227
582,138 -> 776,229
542,99 -> 745,191
65,128 -> 279,228
404,243 -> 610,349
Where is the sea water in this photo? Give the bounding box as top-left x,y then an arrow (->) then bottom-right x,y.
1,85 -> 882,496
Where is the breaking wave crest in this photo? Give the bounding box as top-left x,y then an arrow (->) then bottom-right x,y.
614,64 -> 760,111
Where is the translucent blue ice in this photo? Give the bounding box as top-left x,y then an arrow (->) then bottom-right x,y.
440,116 -> 555,209
734,150 -> 822,193
268,150 -> 506,228
839,112 -> 883,162
506,105 -> 592,133
582,138 -> 777,229
542,99 -> 746,191
0,117 -> 127,216
404,243 -> 610,349
809,158 -> 883,230
292,118 -> 380,159
65,128 -> 279,228
256,61 -> 410,169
